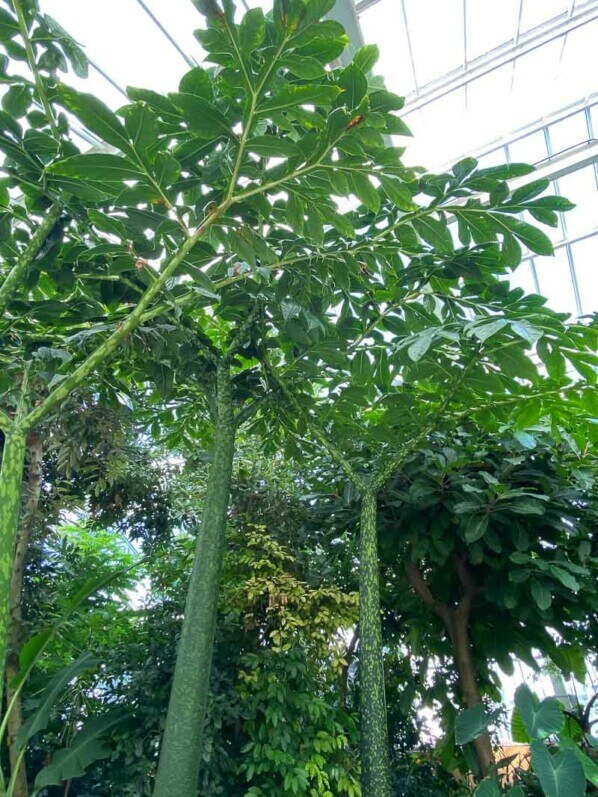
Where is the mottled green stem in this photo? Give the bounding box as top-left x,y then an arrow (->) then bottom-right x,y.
359,490 -> 392,797
25,206 -> 225,430
0,204 -> 62,317
0,427 -> 27,702
6,432 -> 42,797
153,362 -> 236,797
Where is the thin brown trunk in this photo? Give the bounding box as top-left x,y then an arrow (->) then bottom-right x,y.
339,629 -> 358,710
450,607 -> 495,777
6,432 -> 43,797
405,559 -> 495,777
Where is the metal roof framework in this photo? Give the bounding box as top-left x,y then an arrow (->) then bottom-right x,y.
53,0 -> 598,319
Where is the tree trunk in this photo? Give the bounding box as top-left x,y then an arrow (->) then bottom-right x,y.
405,560 -> 495,778
450,608 -> 495,777
0,426 -> 27,703
358,490 -> 392,797
5,432 -> 43,797
153,363 -> 236,797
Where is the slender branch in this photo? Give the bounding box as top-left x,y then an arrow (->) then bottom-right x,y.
11,0 -> 60,138
371,354 -> 477,491
234,391 -> 270,427
0,204 -> 62,317
24,204 -> 228,429
265,364 -> 366,490
582,691 -> 598,730
224,303 -> 261,362
224,34 -> 287,202
405,562 -> 452,629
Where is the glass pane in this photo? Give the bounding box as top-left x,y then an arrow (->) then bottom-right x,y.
508,131 -> 549,165
510,40 -> 563,124
465,63 -> 514,147
142,0 -> 204,55
553,22 -> 598,111
42,0 -> 190,98
507,260 -> 538,295
557,165 -> 598,238
478,147 -> 509,168
534,247 -> 578,317
360,0 -> 416,96
404,89 -> 468,170
520,0 -> 569,33
549,112 -> 590,156
569,236 -> 598,315
466,0 -> 520,61
405,0 -> 464,86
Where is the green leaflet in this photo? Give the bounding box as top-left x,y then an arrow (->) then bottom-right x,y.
515,684 -> 564,740
259,85 -> 343,115
47,152 -> 146,181
33,712 -> 125,791
530,740 -> 586,797
455,704 -> 498,745
17,652 -> 97,750
56,85 -> 134,156
169,93 -> 232,139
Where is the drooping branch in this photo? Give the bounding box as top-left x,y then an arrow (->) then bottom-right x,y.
372,355 -> 478,492
405,562 -> 452,630
265,364 -> 366,491
224,303 -> 262,363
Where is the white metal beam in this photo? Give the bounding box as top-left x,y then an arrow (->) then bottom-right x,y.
328,0 -> 365,65
400,1 -> 598,114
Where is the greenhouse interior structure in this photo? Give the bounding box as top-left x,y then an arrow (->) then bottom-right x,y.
0,0 -> 597,795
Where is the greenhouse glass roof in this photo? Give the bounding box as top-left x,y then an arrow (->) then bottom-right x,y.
41,0 -> 598,318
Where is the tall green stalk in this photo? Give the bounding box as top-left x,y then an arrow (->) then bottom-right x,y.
0,427 -> 27,699
153,361 -> 236,797
359,490 -> 392,797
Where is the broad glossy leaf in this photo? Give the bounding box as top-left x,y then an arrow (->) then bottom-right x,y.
559,738 -> 598,788
247,136 -> 301,159
239,7 -> 265,53
338,64 -> 367,110
350,172 -> 380,213
353,44 -> 379,73
380,175 -> 416,211
259,85 -> 342,114
515,685 -> 563,740
47,153 -> 145,181
179,66 -> 213,99
492,215 -> 553,255
34,712 -> 125,789
464,514 -> 489,543
170,93 -> 232,139
511,179 -> 550,204
412,216 -> 453,253
281,54 -> 325,79
530,740 -> 586,797
531,579 -> 552,610
474,778 -> 501,797
455,704 -> 498,745
56,85 -> 133,156
17,653 -> 97,750
477,163 -> 535,180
